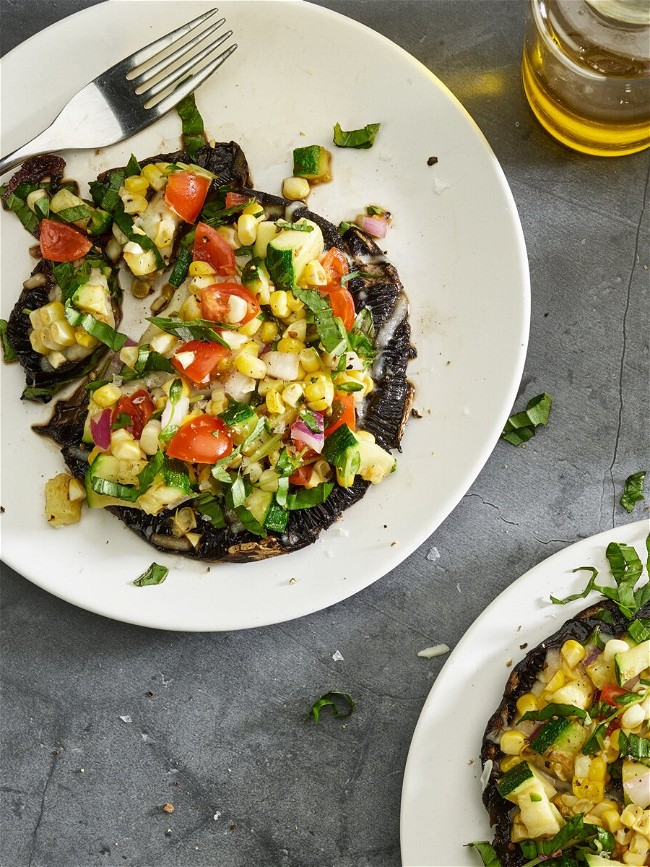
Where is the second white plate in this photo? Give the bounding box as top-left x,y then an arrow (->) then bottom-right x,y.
400,519 -> 650,866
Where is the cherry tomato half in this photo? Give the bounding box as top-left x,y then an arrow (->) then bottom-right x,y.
317,284 -> 356,332
166,415 -> 233,464
39,218 -> 92,262
193,222 -> 236,276
225,191 -> 252,209
324,393 -> 356,437
289,464 -> 314,487
112,389 -> 155,440
600,684 -> 629,706
164,170 -> 211,223
321,246 -> 349,282
171,340 -> 230,384
201,282 -> 260,326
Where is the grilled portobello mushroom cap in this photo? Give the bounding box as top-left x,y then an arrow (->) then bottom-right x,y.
35,191 -> 415,562
480,598 -> 650,867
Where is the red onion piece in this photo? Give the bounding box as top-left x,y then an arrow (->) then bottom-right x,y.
125,337 -> 138,347
90,408 -> 112,450
291,413 -> 324,454
357,214 -> 388,239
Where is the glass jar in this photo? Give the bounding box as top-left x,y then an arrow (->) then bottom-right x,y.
522,0 -> 650,156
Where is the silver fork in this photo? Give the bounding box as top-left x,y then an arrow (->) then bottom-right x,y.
0,9 -> 237,176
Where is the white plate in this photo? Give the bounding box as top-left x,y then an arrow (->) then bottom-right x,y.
400,519 -> 650,867
0,1 -> 529,631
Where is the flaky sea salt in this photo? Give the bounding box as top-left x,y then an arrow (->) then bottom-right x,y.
332,650 -> 344,662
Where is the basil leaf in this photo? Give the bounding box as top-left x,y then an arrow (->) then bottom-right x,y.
230,474 -> 247,509
620,471 -> 646,513
137,450 -> 164,495
306,690 -> 355,724
200,198 -> 255,228
89,169 -> 125,213
161,457 -> 192,495
293,287 -> 347,353
501,393 -> 552,446
111,412 -> 132,431
0,319 -> 17,363
124,154 -> 141,178
119,344 -> 174,381
64,305 -> 129,352
619,732 -> 650,762
275,219 -> 313,233
467,842 -> 502,867
299,409 -> 322,433
52,257 -> 113,303
147,316 -> 232,346
551,566 -> 599,605
56,204 -> 92,224
608,541 -> 644,586
333,122 -> 381,149
168,248 -> 192,288
90,476 -> 139,502
133,562 -> 168,587
518,702 -> 588,722
627,618 -> 650,644
194,493 -> 226,529
113,205 -> 165,270
286,483 -> 334,510
4,190 -> 41,234
582,721 -> 608,755
176,93 -> 207,159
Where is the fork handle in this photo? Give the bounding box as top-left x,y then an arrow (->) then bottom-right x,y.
0,124 -> 73,177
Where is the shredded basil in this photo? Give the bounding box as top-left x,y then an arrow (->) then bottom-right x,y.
193,493 -> 227,529
275,219 -> 313,233
501,393 -> 552,446
0,319 -> 17,363
2,190 -> 39,234
176,93 -> 207,159
111,412 -> 132,431
518,702 -> 588,722
113,205 -> 165,270
89,169 -> 125,213
124,154 -> 141,178
292,288 -> 347,354
168,248 -> 192,288
332,122 -> 381,149
306,690 -> 355,724
133,562 -> 168,587
119,344 -> 174,380
621,470 -> 646,513
298,409 -> 322,433
467,842 -> 502,867
518,813 -> 614,860
56,204 -> 92,224
286,483 -> 334,510
618,731 -> 650,762
147,316 -> 232,346
64,305 -> 129,352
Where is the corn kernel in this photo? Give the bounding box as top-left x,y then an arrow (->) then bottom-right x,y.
242,201 -> 265,220
139,420 -> 162,456
39,301 -> 66,326
281,382 -> 304,407
265,389 -> 285,415
282,176 -> 311,201
300,259 -> 328,286
75,327 -> 100,349
286,292 -> 304,312
29,330 -> 48,355
111,434 -> 141,462
589,757 -> 607,782
150,332 -> 178,355
283,319 -> 307,342
572,778 -> 604,802
604,639 -> 630,661
218,226 -> 238,250
47,350 -> 67,369
257,379 -> 284,397
270,290 -> 290,318
237,213 -> 258,246
234,354 -> 267,380
189,260 -> 216,278
610,728 -> 621,750
622,703 -> 645,730
238,316 -> 262,337
124,175 -> 149,194
304,374 -> 334,411
299,347 -> 321,373
179,295 -> 202,321
142,164 -> 166,191
561,639 -> 586,669
500,755 -> 524,773
93,383 -> 122,408
622,805 -> 644,828
49,319 -> 76,347
259,321 -> 279,342
601,808 -> 622,833
209,396 -> 229,416
633,811 -> 650,836
120,190 -> 148,215
544,669 -> 566,694
276,336 -> 305,354
500,730 -> 527,756
239,340 -> 260,357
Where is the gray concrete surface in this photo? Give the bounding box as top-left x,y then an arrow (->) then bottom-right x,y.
1,1 -> 648,866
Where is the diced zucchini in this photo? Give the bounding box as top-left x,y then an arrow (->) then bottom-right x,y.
517,788 -> 563,839
586,653 -> 616,689
357,437 -> 396,484
584,856 -> 626,867
241,256 -> 270,296
244,487 -> 274,527
264,501 -> 289,533
88,207 -> 112,235
264,219 -> 324,291
85,453 -> 142,509
220,402 -> 259,444
322,423 -> 360,488
615,639 -> 650,685
622,759 -> 650,808
293,145 -> 332,183
253,221 -> 280,260
530,717 -> 573,755
496,761 -> 556,803
547,676 -> 594,710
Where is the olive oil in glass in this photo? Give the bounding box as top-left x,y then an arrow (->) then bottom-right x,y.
522,0 -> 650,156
